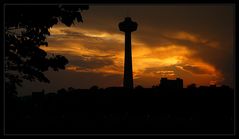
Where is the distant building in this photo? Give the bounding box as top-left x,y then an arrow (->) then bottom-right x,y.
160,78 -> 183,89
32,90 -> 45,105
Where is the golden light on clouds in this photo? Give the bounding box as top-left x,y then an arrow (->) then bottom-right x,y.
171,31 -> 202,43
49,26 -> 125,43
66,64 -> 122,75
41,24 -> 225,87
131,44 -> 192,78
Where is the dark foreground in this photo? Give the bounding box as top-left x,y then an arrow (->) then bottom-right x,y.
5,86 -> 234,134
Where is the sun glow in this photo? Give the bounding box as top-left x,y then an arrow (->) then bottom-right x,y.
44,25 -> 225,87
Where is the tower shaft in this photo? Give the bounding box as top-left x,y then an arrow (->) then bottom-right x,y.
123,32 -> 133,89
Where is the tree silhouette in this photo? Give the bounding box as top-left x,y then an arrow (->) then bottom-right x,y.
5,5 -> 89,95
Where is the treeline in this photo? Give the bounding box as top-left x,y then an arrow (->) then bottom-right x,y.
6,85 -> 234,134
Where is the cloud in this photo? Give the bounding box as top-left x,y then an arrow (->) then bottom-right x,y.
162,31 -> 220,48
67,55 -> 114,69
142,67 -> 176,78
177,62 -> 218,75
180,65 -> 210,74
64,54 -> 123,75
35,5 -> 233,90
47,26 -> 125,53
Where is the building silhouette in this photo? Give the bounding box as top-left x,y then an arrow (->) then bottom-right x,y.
160,78 -> 183,89
119,17 -> 138,89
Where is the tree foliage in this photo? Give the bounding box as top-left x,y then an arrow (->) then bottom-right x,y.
5,5 -> 89,95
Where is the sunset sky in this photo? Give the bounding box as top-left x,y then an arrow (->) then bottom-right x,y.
17,5 -> 234,96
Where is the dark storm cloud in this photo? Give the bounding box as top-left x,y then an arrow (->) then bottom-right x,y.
81,5 -> 233,42
161,33 -> 219,48
79,39 -> 123,52
60,29 -> 85,36
182,65 -> 211,75
68,55 -> 115,69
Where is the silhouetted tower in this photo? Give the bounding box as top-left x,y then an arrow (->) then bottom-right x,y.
119,17 -> 138,89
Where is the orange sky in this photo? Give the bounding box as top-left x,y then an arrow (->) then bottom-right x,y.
17,5 -> 234,95
44,26 -> 223,86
